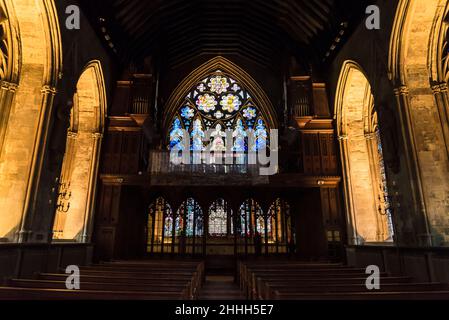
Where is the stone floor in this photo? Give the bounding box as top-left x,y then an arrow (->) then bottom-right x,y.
198,275 -> 246,300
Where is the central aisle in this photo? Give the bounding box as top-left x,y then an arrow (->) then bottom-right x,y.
198,276 -> 246,300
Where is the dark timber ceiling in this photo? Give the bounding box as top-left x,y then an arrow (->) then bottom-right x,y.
81,0 -> 368,70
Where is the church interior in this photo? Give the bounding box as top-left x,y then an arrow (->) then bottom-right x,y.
0,0 -> 448,301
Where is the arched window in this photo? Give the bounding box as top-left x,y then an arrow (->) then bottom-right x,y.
267,198 -> 292,244
208,199 -> 231,237
168,71 -> 269,153
177,198 -> 203,237
147,197 -> 173,253
238,199 -> 263,237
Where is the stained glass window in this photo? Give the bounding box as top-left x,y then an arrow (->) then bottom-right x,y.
178,198 -> 203,237
208,199 -> 230,236
169,71 -> 269,152
267,198 -> 292,243
239,199 -> 263,236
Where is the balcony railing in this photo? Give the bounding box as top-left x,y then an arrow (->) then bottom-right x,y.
148,150 -> 267,176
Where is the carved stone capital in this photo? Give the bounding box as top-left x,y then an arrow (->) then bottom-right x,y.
41,85 -> 57,95
0,80 -> 18,92
67,130 -> 78,139
394,86 -> 409,96
431,82 -> 448,93
92,132 -> 103,140
364,132 -> 377,140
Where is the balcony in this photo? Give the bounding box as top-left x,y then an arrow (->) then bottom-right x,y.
147,151 -> 271,186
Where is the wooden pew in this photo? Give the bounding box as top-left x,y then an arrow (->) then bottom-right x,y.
238,260 -> 449,300
2,259 -> 205,300
273,290 -> 449,300
262,282 -> 449,300
0,287 -> 185,300
7,279 -> 190,294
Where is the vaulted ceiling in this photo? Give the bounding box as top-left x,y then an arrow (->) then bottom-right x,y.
81,0 -> 368,70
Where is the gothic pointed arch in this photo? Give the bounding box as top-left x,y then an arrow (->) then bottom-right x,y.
388,0 -> 449,246
52,61 -> 107,242
335,61 -> 394,244
0,0 -> 62,242
163,56 -> 277,135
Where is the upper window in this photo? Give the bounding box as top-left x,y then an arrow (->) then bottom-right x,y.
169,70 -> 269,152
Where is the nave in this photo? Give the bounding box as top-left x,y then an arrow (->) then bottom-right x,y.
0,0 -> 449,303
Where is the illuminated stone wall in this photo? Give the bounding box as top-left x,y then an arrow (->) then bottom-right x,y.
392,0 -> 449,245
0,0 -> 60,241
53,63 -> 105,241
336,63 -> 392,244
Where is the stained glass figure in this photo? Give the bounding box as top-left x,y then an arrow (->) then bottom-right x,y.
191,119 -> 205,152
254,119 -> 268,151
168,71 -> 270,154
233,119 -> 247,152
169,118 -> 184,151
210,124 -> 226,152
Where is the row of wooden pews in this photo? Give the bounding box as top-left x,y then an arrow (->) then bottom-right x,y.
0,259 -> 204,300
238,260 -> 449,300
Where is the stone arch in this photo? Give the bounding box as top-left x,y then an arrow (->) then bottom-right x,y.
389,0 -> 449,246
0,0 -> 61,242
52,61 -> 106,242
163,56 -> 278,133
335,61 -> 394,244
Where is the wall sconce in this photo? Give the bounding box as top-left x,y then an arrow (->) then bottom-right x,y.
56,179 -> 71,213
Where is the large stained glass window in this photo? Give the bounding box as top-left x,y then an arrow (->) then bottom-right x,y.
169,71 -> 269,152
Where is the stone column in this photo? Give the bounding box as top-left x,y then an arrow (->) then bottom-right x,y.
17,85 -> 57,243
337,134 -> 361,245
52,130 -> 77,240
364,131 -> 390,242
0,81 -> 18,154
431,82 -> 449,158
81,132 -> 103,243
393,86 -> 432,246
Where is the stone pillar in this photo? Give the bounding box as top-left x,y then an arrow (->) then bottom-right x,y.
393,86 -> 432,246
431,82 -> 449,158
17,85 -> 57,243
364,131 -> 387,241
0,81 -> 18,153
337,134 -> 361,245
51,131 -> 77,240
81,132 -> 103,243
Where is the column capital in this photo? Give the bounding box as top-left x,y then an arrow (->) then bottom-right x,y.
431,82 -> 448,93
0,80 -> 18,92
394,85 -> 409,96
92,132 -> 103,140
67,130 -> 78,138
41,85 -> 57,95
364,132 -> 377,140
